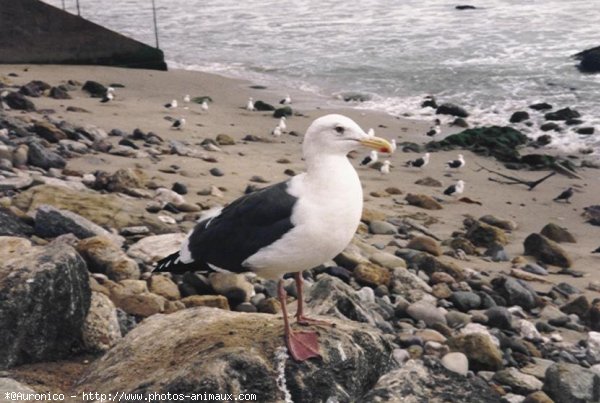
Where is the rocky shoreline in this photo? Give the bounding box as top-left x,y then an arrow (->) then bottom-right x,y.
1,65 -> 600,402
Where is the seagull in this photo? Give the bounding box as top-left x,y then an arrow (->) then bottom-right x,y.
154,114 -> 392,362
446,154 -> 465,169
100,87 -> 115,103
380,160 -> 391,175
246,97 -> 255,111
171,117 -> 186,130
280,94 -> 292,105
426,119 -> 441,137
278,117 -> 287,131
272,126 -> 282,137
165,99 -> 178,109
390,139 -> 397,153
360,150 -> 378,166
201,100 -> 209,111
444,180 -> 465,197
183,94 -> 191,103
553,187 -> 573,203
367,128 -> 375,137
405,152 -> 430,168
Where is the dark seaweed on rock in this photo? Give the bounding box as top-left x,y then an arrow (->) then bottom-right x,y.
426,126 -> 527,162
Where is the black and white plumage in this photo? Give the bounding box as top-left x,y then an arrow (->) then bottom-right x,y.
171,117 -> 186,130
360,150 -> 378,166
280,94 -> 292,105
164,99 -> 178,109
405,152 -> 430,168
553,187 -> 573,203
446,154 -> 465,169
154,114 -> 392,361
444,180 -> 465,197
100,87 -> 115,103
426,119 -> 441,137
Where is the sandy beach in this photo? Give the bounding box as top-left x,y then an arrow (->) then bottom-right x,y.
1,64 -> 600,400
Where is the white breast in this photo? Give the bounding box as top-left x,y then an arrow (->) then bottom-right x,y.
244,157 -> 363,279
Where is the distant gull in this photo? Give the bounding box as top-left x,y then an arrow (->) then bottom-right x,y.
367,128 -> 375,137
380,160 -> 391,175
444,180 -> 465,197
426,119 -> 441,137
405,152 -> 430,168
100,87 -> 115,103
201,100 -> 209,111
171,117 -> 186,130
390,139 -> 397,153
165,99 -> 178,109
278,116 -> 287,131
246,97 -> 255,111
446,154 -> 465,169
280,94 -> 292,105
183,94 -> 191,103
360,150 -> 378,166
272,126 -> 282,137
154,114 -> 392,361
553,187 -> 573,203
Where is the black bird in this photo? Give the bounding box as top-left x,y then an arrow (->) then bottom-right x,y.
164,99 -> 178,109
443,180 -> 465,197
405,152 -> 430,168
426,119 -> 441,137
446,154 -> 465,169
553,187 -> 573,203
280,94 -> 292,105
171,117 -> 186,130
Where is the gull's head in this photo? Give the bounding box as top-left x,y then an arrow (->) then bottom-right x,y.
423,152 -> 431,162
107,87 -> 115,93
456,180 -> 465,191
458,154 -> 464,161
303,114 -> 392,157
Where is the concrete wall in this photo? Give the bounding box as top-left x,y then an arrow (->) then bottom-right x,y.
0,0 -> 166,70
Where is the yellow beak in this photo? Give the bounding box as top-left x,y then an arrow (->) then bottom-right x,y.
360,136 -> 393,153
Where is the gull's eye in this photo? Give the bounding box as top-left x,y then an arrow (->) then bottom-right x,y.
334,126 -> 345,135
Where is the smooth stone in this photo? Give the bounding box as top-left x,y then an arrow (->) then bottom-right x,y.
441,352 -> 469,376
369,220 -> 397,235
493,367 -> 543,395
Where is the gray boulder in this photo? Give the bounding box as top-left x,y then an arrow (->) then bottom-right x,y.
0,208 -> 33,237
362,358 -> 501,402
544,362 -> 600,403
34,204 -> 113,240
27,141 -> 66,170
0,244 -> 90,369
77,307 -> 394,403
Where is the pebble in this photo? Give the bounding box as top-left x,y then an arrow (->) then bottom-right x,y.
406,301 -> 447,327
441,352 -> 469,376
172,182 -> 188,195
369,220 -> 397,235
209,167 -> 224,177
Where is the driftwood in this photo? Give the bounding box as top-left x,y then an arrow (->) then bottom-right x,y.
475,163 -> 556,191
403,218 -> 441,241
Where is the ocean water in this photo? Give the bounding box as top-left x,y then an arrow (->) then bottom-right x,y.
46,0 -> 600,155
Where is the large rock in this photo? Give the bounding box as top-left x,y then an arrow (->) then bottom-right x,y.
545,107 -> 581,121
540,223 -> 576,243
493,367 -> 543,395
353,262 -> 392,287
126,233 -> 187,265
447,333 -> 504,371
405,193 -> 443,210
13,185 -> 175,234
427,126 -> 527,163
306,274 -> 394,332
543,362 -> 600,403
0,244 -> 90,369
0,208 -> 33,237
32,121 -> 67,143
77,307 -> 394,403
436,103 -> 469,118
492,277 -> 540,310
82,291 -> 122,352
466,220 -> 508,247
407,235 -> 442,256
363,358 -> 501,403
27,142 -> 66,170
3,91 -> 35,111
523,233 -> 572,267
106,168 -> 147,193
34,204 -> 113,240
573,45 -> 600,73
77,235 -> 140,281
406,301 -> 447,327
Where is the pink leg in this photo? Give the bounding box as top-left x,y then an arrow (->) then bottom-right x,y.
294,272 -> 333,327
278,279 -> 321,361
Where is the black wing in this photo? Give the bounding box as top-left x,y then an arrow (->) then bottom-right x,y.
444,185 -> 455,196
156,180 -> 297,274
360,156 -> 372,166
